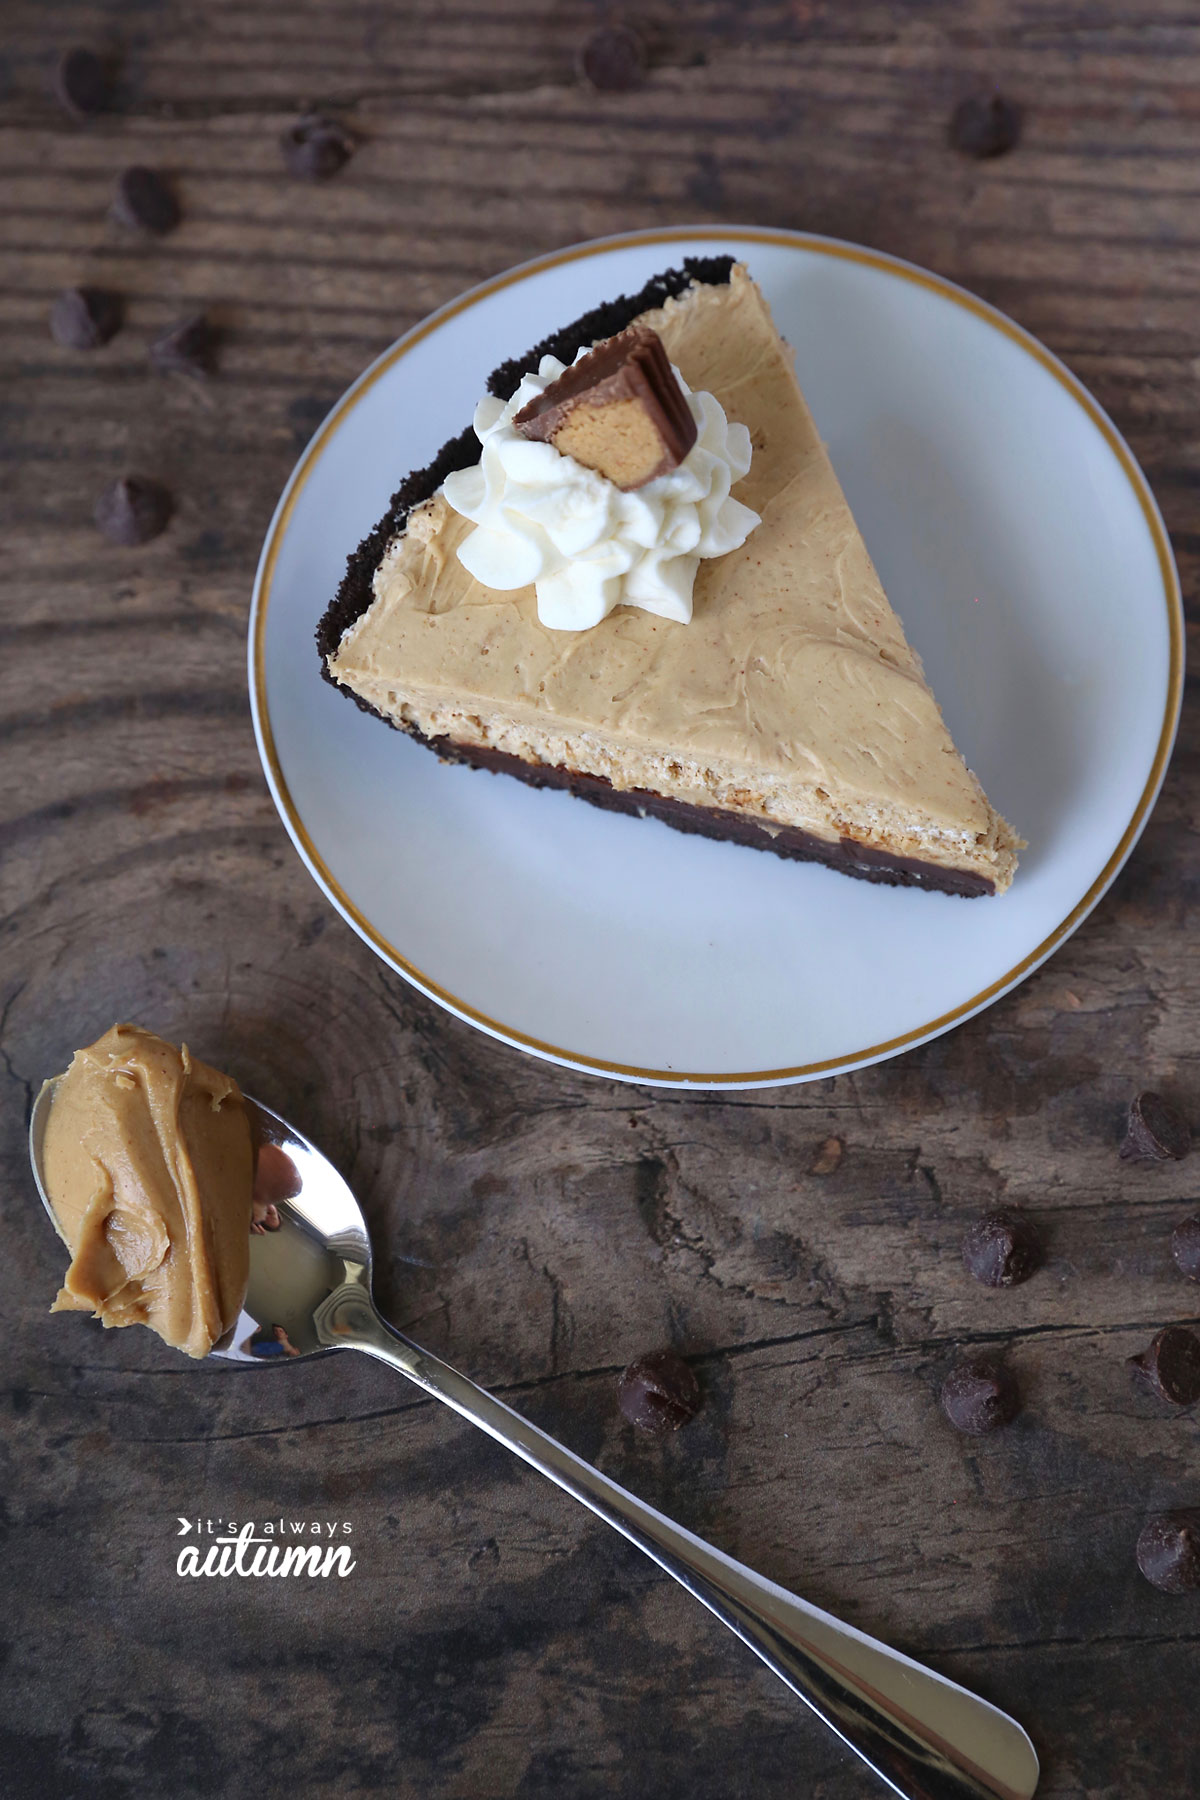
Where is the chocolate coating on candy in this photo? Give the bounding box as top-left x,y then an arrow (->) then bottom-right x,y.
618,1349 -> 701,1435
1136,1511 -> 1200,1593
940,1355 -> 1020,1435
1171,1216 -> 1200,1283
1121,1091 -> 1191,1162
962,1209 -> 1042,1288
514,325 -> 697,491
1128,1326 -> 1200,1407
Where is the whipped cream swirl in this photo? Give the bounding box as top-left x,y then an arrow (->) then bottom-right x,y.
440,351 -> 761,631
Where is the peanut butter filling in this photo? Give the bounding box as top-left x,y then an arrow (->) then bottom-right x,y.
45,1024 -> 254,1358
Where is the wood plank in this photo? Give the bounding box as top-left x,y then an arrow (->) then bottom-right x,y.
1,3 -> 1198,1796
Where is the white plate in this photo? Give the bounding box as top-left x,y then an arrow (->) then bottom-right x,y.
250,227 -> 1182,1089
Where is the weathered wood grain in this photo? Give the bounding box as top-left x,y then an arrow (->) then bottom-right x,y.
1,3 -> 1198,1797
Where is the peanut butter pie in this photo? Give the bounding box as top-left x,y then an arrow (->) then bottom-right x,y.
318,258 -> 1019,896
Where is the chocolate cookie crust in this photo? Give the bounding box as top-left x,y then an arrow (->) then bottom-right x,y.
396,727 -> 996,898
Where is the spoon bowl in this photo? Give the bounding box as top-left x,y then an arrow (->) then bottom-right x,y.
30,1081 -> 370,1362
29,1076 -> 1039,1800
217,1096 -> 373,1361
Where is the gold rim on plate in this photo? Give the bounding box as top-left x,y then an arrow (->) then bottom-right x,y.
250,225 -> 1184,1088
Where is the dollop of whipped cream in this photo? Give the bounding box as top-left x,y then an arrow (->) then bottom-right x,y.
440,351 -> 761,631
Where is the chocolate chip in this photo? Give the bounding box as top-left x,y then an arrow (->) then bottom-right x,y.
94,476 -> 172,546
1121,1092 -> 1191,1163
151,312 -> 216,377
940,1355 -> 1020,1435
1128,1325 -> 1200,1407
948,94 -> 1021,159
1136,1511 -> 1200,1593
962,1209 -> 1042,1288
618,1349 -> 700,1434
112,166 -> 181,236
54,48 -> 109,118
49,287 -> 121,350
281,115 -> 356,180
1172,1216 -> 1200,1283
577,25 -> 646,92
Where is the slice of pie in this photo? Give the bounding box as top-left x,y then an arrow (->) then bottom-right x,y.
317,257 -> 1019,896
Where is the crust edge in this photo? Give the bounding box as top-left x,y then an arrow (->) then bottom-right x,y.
314,256 -> 737,677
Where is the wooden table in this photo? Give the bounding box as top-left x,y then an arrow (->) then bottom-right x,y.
2,4 -> 1197,1796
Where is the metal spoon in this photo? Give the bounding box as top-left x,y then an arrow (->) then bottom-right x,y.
30,1080 -> 1038,1800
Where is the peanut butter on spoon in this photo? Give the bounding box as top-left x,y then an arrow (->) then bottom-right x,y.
44,1024 -> 254,1357
25,1038 -> 1040,1796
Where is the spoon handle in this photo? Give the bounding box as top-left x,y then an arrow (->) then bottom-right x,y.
334,1297 -> 1037,1800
